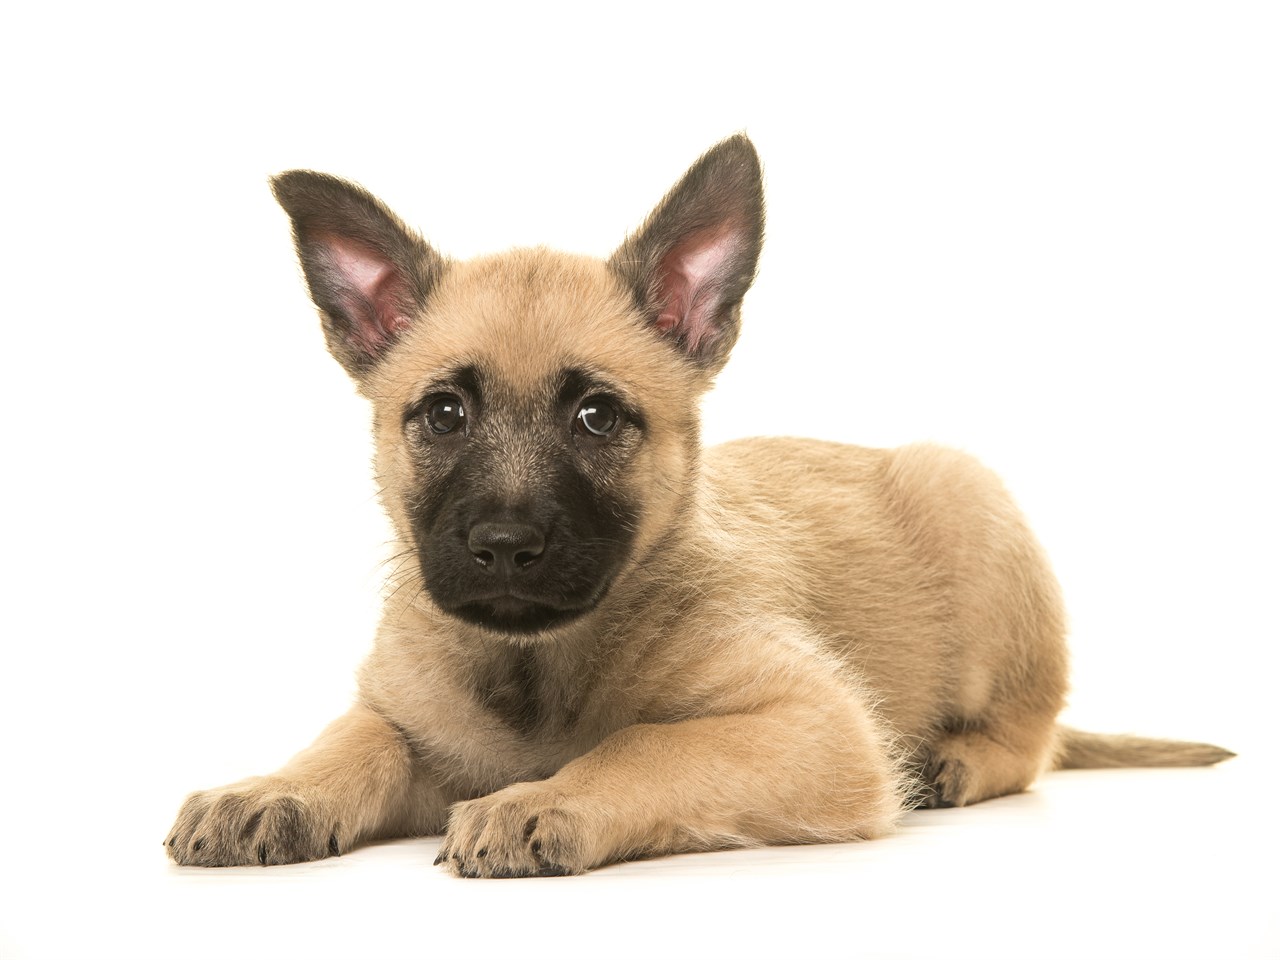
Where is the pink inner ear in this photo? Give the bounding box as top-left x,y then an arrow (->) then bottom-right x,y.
318,232 -> 412,354
653,224 -> 743,354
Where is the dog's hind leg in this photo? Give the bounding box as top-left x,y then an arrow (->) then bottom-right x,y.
917,618 -> 1069,808
917,703 -> 1062,808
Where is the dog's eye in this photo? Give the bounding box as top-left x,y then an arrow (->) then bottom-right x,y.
576,397 -> 619,437
425,396 -> 466,435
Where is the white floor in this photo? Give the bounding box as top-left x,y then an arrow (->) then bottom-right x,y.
2,761 -> 1270,960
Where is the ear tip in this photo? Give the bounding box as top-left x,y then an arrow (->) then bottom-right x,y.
269,169 -> 333,204
701,135 -> 763,193
269,168 -> 308,185
712,133 -> 761,165
269,170 -> 310,210
269,171 -> 388,230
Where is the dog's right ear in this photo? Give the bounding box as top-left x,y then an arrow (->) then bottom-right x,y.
271,172 -> 446,381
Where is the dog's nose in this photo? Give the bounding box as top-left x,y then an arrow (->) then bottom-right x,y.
467,522 -> 545,576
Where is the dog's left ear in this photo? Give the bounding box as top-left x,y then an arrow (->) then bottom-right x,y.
610,135 -> 764,373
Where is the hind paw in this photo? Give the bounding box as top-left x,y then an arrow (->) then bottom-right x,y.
914,755 -> 972,808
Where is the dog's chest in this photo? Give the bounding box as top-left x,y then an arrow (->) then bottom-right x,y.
471,645 -> 579,739
431,643 -> 628,790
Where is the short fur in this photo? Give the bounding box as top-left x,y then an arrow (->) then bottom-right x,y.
166,136 -> 1232,876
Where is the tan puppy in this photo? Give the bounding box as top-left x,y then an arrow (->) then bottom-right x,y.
165,136 -> 1231,877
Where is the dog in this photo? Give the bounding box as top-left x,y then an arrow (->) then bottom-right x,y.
165,135 -> 1232,877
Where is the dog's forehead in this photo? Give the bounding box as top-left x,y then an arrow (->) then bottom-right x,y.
375,248 -> 685,403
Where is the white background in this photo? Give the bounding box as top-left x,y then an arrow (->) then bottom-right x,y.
1,3 -> 1276,958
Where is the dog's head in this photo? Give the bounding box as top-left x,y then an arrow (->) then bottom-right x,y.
272,137 -> 763,637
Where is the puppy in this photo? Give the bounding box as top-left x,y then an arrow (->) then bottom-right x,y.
165,135 -> 1232,877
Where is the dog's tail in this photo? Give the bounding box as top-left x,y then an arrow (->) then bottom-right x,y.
1053,726 -> 1235,770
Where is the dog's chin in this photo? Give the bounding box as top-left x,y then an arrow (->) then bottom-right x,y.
443,596 -> 595,636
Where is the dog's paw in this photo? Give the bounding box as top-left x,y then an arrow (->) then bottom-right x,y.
914,755 -> 972,809
436,784 -> 595,878
915,728 -> 1048,808
165,778 -> 342,867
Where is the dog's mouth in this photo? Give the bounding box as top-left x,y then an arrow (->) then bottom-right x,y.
444,593 -> 598,635
411,510 -> 633,637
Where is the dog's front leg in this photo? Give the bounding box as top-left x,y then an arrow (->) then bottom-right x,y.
166,702 -> 442,865
438,699 -> 901,877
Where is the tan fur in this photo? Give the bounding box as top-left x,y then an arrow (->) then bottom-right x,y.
166,140 -> 1231,877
